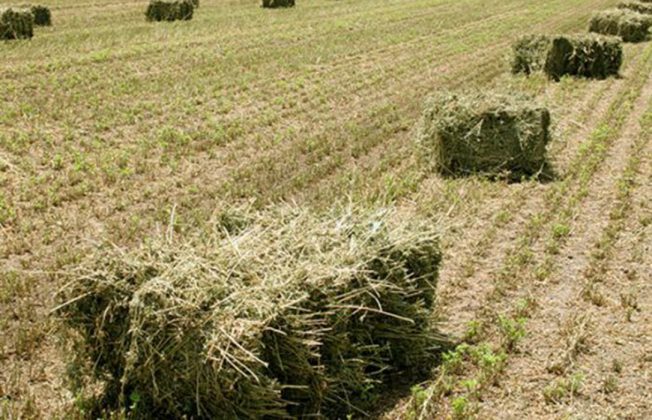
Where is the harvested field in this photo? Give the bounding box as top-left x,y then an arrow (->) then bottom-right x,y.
1,0 -> 651,418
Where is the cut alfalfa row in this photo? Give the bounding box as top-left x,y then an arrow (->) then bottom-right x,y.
0,7 -> 33,40
56,205 -> 447,418
416,90 -> 551,179
590,9 -> 651,42
619,1 -> 652,15
262,0 -> 295,8
146,0 -> 194,22
512,34 -> 622,80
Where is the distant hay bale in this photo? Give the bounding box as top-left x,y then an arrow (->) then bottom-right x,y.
618,1 -> 652,14
512,34 -> 623,80
30,5 -> 51,26
57,205 -> 447,418
262,0 -> 295,8
416,90 -> 551,178
146,0 -> 194,22
0,7 -> 33,40
589,9 -> 651,42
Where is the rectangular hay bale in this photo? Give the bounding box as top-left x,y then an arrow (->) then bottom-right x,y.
262,0 -> 295,8
416,90 -> 551,178
0,7 -> 33,40
57,205 -> 446,418
589,9 -> 651,42
146,0 -> 194,22
512,34 -> 623,80
30,5 -> 51,26
618,1 -> 652,14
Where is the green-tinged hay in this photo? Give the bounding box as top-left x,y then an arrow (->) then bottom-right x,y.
512,34 -> 622,80
589,9 -> 651,42
416,90 -> 550,178
145,0 -> 193,22
30,5 -> 50,26
57,205 -> 447,418
0,7 -> 33,40
511,34 -> 550,75
618,1 -> 652,14
190,0 -> 199,7
262,0 -> 295,8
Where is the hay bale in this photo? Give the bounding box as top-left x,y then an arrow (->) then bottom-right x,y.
262,0 -> 295,8
0,7 -> 33,40
416,90 -> 551,178
589,9 -> 651,42
618,1 -> 652,14
512,34 -> 622,80
57,205 -> 447,418
145,0 -> 194,22
28,5 -> 50,26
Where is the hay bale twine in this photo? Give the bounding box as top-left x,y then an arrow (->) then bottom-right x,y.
56,205 -> 447,418
262,0 -> 295,8
0,7 -> 33,40
589,9 -> 651,42
618,1 -> 652,14
416,90 -> 551,178
146,0 -> 194,22
512,34 -> 622,80
30,5 -> 51,26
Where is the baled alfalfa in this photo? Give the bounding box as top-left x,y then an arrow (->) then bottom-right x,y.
0,7 -> 33,40
57,205 -> 446,418
30,5 -> 51,26
416,90 -> 551,179
545,34 -> 623,80
618,1 -> 652,14
589,9 -> 651,42
512,34 -> 622,80
145,0 -> 193,22
262,0 -> 295,8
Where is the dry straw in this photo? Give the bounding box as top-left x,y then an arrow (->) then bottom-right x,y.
590,9 -> 652,42
146,0 -> 194,22
56,205 -> 448,418
512,34 -> 623,80
416,90 -> 551,179
0,7 -> 33,40
262,0 -> 296,8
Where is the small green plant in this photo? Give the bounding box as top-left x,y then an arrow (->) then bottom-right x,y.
602,375 -> 618,394
498,315 -> 527,351
543,372 -> 583,403
451,396 -> 470,419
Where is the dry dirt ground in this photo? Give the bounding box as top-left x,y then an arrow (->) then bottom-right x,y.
1,0 -> 650,418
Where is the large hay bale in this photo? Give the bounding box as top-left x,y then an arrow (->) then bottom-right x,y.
512,34 -> 622,80
0,7 -> 33,40
589,9 -> 651,42
30,5 -> 51,26
618,1 -> 652,14
416,90 -> 551,178
57,205 -> 447,418
145,0 -> 194,22
262,0 -> 295,8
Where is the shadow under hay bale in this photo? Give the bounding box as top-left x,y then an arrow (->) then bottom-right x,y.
29,5 -> 50,26
56,206 -> 449,419
146,0 -> 194,22
416,91 -> 551,180
618,1 -> 652,15
590,9 -> 652,42
0,7 -> 33,40
262,0 -> 295,8
512,34 -> 622,81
